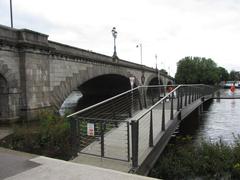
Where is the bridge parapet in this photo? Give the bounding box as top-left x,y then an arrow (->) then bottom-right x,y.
0,24 -> 174,121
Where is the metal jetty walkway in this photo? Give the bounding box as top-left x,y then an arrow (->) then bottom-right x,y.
67,85 -> 215,175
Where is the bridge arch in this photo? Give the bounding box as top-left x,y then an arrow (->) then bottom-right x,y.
76,74 -> 132,110
58,73 -> 139,115
145,74 -> 163,86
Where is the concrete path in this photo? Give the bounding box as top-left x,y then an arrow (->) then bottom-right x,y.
0,147 -> 38,179
0,147 -> 158,180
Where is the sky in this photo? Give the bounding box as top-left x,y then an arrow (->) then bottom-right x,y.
1,0 -> 240,76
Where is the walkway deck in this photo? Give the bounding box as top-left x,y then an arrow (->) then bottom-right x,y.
68,85 -> 215,175
72,97 -> 204,173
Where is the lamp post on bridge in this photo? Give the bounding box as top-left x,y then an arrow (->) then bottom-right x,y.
136,43 -> 142,65
9,0 -> 13,28
136,43 -> 145,85
155,54 -> 162,98
111,27 -> 118,62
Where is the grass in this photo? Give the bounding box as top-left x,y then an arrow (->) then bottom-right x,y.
149,136 -> 240,179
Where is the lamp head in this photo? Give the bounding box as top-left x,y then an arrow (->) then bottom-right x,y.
112,27 -> 117,38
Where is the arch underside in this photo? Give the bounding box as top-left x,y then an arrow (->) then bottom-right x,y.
57,73 -> 134,115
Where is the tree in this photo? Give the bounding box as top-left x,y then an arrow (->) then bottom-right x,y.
217,67 -> 229,82
229,70 -> 239,81
159,69 -> 168,75
175,56 -> 221,85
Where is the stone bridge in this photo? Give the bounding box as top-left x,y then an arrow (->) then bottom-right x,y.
0,25 -> 174,121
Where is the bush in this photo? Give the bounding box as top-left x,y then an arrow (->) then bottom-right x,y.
149,136 -> 240,179
0,110 -> 75,160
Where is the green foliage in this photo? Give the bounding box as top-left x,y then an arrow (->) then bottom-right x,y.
229,70 -> 240,81
159,69 -> 168,75
175,56 -> 225,85
149,136 -> 240,179
0,111 -> 74,160
217,67 -> 229,81
37,111 -> 72,159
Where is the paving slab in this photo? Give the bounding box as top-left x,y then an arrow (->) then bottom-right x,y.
0,148 -> 39,179
5,156 -> 158,180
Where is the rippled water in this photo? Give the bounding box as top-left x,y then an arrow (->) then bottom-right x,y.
179,89 -> 240,144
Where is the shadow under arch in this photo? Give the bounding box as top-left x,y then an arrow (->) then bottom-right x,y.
143,76 -> 164,105
59,74 -> 132,115
77,74 -> 131,110
0,74 -> 8,119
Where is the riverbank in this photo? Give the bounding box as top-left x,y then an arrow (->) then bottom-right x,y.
149,96 -> 240,179
149,135 -> 240,179
0,111 -> 77,161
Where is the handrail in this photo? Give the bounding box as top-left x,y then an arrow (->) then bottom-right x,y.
67,86 -> 140,118
134,85 -> 181,121
67,84 -> 211,118
134,84 -> 210,121
67,84 -> 177,118
141,85 -> 177,88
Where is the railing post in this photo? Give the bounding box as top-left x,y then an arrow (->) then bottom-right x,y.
195,88 -> 197,100
129,91 -> 133,117
100,122 -> 105,157
188,86 -> 191,104
138,94 -> 143,110
143,88 -> 147,108
151,89 -> 154,105
170,92 -> 174,120
131,120 -> 139,168
158,86 -> 161,100
192,88 -> 194,102
197,88 -> 200,99
180,88 -> 183,109
142,87 -> 147,108
149,110 -> 153,147
127,122 -> 130,162
177,89 -> 180,111
162,99 -> 165,131
184,87 -> 187,106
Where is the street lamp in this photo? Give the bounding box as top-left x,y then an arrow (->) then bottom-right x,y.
155,54 -> 158,70
136,43 -> 142,65
136,43 -> 145,85
111,27 -> 118,61
10,0 -> 13,28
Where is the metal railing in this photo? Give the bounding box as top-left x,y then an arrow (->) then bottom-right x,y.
67,84 -> 215,164
68,85 -> 175,120
130,84 -> 215,168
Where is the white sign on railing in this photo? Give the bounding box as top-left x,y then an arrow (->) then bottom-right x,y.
87,123 -> 95,136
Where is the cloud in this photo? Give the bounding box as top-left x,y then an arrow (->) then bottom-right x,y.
1,0 -> 240,76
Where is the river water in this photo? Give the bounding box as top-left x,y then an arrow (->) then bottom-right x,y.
178,88 -> 240,144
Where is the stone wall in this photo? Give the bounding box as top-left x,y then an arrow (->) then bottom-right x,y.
0,24 -> 174,121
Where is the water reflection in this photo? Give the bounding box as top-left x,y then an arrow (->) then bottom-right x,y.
179,89 -> 240,144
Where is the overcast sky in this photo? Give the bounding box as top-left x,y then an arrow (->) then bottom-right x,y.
1,0 -> 240,76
